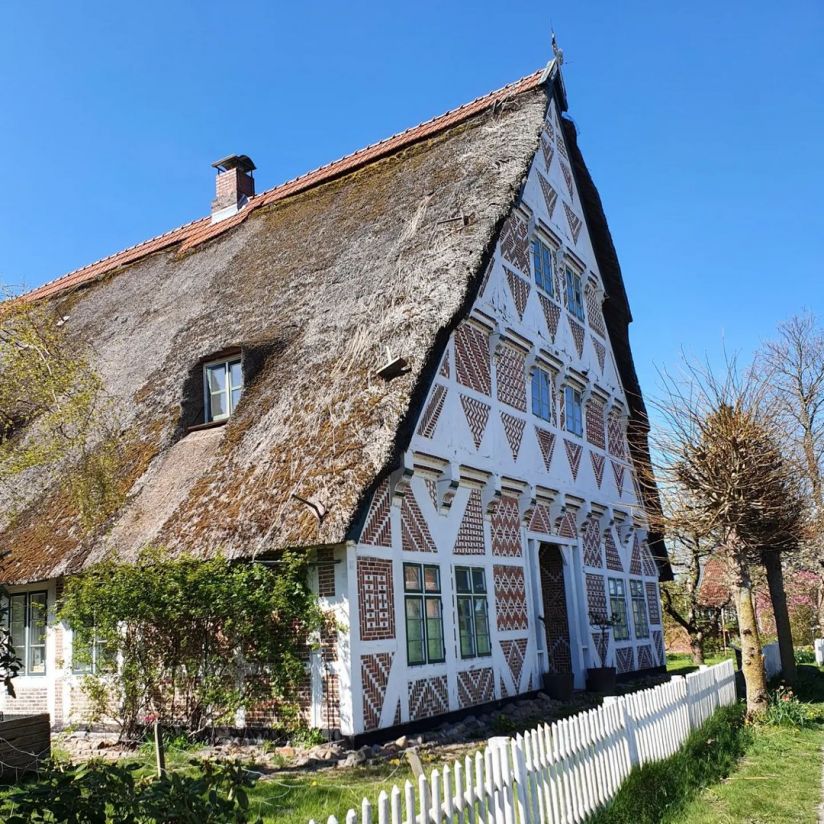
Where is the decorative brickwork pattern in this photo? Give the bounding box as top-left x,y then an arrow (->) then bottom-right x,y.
652,630 -> 665,666
567,315 -> 585,357
564,439 -> 583,480
529,503 -> 553,535
607,413 -> 626,459
637,645 -> 655,671
361,652 -> 394,730
630,536 -> 643,576
590,452 -> 605,488
543,114 -> 555,142
439,349 -> 450,378
585,573 -> 607,618
358,557 -> 395,641
494,565 -> 529,631
455,323 -> 491,395
539,544 -> 572,673
540,133 -> 554,171
505,268 -> 531,321
585,285 -> 606,337
360,478 -> 392,547
560,160 -> 574,195
582,518 -> 603,568
491,496 -> 522,557
401,491 -> 436,553
556,128 -> 568,160
642,543 -> 659,578
616,647 -> 634,674
612,461 -> 625,497
500,638 -> 528,691
479,259 -> 493,298
535,428 -> 556,470
559,512 -> 578,539
460,394 -> 491,449
454,489 -> 486,555
317,547 -> 336,597
496,346 -> 527,410
605,531 -> 623,572
392,700 -> 402,726
646,582 -> 661,625
592,630 -> 608,668
501,412 -> 526,461
500,676 -> 509,699
538,293 -> 561,340
416,384 -> 447,439
593,339 -> 606,373
563,203 -> 583,244
457,668 -> 495,708
425,478 -> 439,509
585,398 -> 606,449
408,675 -> 449,721
537,172 -> 558,218
499,213 -> 530,274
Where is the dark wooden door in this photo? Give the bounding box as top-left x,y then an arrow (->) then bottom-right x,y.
539,543 -> 572,674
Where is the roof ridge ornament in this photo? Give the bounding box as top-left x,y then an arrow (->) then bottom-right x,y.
551,31 -> 564,66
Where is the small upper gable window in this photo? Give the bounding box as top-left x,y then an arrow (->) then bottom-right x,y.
564,385 -> 584,437
204,357 -> 243,423
565,266 -> 585,322
531,367 -> 554,423
531,238 -> 554,296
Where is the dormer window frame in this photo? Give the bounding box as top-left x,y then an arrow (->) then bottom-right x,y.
203,354 -> 243,424
565,262 -> 586,322
563,383 -> 584,438
530,233 -> 556,299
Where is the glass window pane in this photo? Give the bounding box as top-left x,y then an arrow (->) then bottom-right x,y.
424,566 -> 440,593
209,390 -> 227,420
230,388 -> 242,411
229,361 -> 243,390
29,644 -> 46,675
207,364 -> 227,394
458,598 -> 474,657
455,568 -> 471,594
405,597 -> 423,623
404,564 -> 422,592
9,595 -> 25,653
472,568 -> 486,593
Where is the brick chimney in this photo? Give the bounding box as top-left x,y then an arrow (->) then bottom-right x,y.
211,155 -> 256,223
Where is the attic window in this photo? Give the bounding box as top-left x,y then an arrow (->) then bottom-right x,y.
204,357 -> 243,423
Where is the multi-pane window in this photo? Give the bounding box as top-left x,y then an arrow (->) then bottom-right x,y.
630,580 -> 649,639
565,267 -> 585,321
6,592 -> 47,675
564,386 -> 583,437
72,629 -> 114,675
204,357 -> 243,423
531,367 -> 554,423
608,578 -> 630,642
531,238 -> 554,296
455,567 -> 491,659
404,564 -> 445,665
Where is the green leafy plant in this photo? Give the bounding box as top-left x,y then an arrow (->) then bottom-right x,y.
59,547 -> 323,738
289,725 -> 326,748
794,646 -> 816,665
763,685 -> 811,728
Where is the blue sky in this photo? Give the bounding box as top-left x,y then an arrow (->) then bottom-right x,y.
1,1 -> 821,399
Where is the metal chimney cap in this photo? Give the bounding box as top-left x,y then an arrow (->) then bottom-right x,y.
211,154 -> 256,174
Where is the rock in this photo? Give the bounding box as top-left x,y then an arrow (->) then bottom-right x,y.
394,735 -> 408,749
278,746 -> 295,758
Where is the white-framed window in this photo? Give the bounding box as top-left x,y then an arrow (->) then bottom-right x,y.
404,563 -> 445,666
564,385 -> 583,437
531,238 -> 555,296
5,591 -> 47,676
72,628 -> 114,675
565,266 -> 585,322
203,357 -> 243,423
630,580 -> 649,639
531,367 -> 554,423
608,578 -> 630,642
455,567 -> 491,659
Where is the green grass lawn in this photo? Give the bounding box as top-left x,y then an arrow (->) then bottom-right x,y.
666,650 -> 737,677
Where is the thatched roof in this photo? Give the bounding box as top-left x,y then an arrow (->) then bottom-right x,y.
2,68 -> 554,583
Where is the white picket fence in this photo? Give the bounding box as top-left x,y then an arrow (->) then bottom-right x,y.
310,659 -> 737,824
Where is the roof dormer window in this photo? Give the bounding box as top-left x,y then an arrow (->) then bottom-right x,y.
204,357 -> 243,423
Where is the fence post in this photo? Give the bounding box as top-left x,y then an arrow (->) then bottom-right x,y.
605,695 -> 638,770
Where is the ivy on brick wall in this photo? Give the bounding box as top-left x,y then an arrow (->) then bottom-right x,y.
59,546 -> 322,738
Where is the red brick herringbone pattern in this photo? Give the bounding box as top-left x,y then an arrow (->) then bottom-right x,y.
535,428 -> 556,470
537,173 -> 558,218
616,647 -> 634,674
416,384 -> 447,439
567,315 -> 585,358
505,268 -> 531,321
612,461 -> 625,497
563,203 -> 583,244
496,346 -> 526,411
455,323 -> 491,395
607,413 -> 626,459
646,582 -> 661,625
559,512 -> 578,538
590,452 -> 605,488
538,293 -> 561,340
500,676 -> 509,699
358,557 -> 395,640
540,133 -> 554,172
564,439 -> 583,480
529,503 -> 553,535
361,652 -> 394,730
585,573 -> 607,619
556,127 -> 569,160
499,213 -> 530,274
630,536 -> 643,576
501,412 -> 526,461
652,630 -> 665,666
605,531 -> 623,572
637,645 -> 655,671
494,565 -> 528,631
457,668 -> 495,708
585,285 -> 606,337
582,518 -> 603,568
360,478 -> 392,547
585,398 -> 606,449
454,489 -> 486,555
560,160 -> 574,196
408,675 -> 449,721
500,638 -> 528,691
539,545 -> 572,674
460,394 -> 491,449
492,496 -> 522,557
401,491 -> 436,553
593,339 -> 606,373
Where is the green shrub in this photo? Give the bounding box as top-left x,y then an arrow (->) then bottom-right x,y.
763,685 -> 812,728
588,703 -> 748,824
794,646 -> 816,665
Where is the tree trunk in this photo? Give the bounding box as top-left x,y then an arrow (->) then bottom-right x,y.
733,557 -> 769,717
689,632 -> 705,665
761,550 -> 797,682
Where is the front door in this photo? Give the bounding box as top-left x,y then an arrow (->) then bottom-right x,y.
538,543 -> 573,674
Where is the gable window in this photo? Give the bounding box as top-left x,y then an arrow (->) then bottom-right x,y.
5,591 -> 47,675
204,357 -> 243,423
564,385 -> 584,437
455,567 -> 491,659
630,580 -> 649,639
565,267 -> 585,322
404,563 -> 445,665
531,367 -> 554,423
531,238 -> 555,296
608,578 -> 630,641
